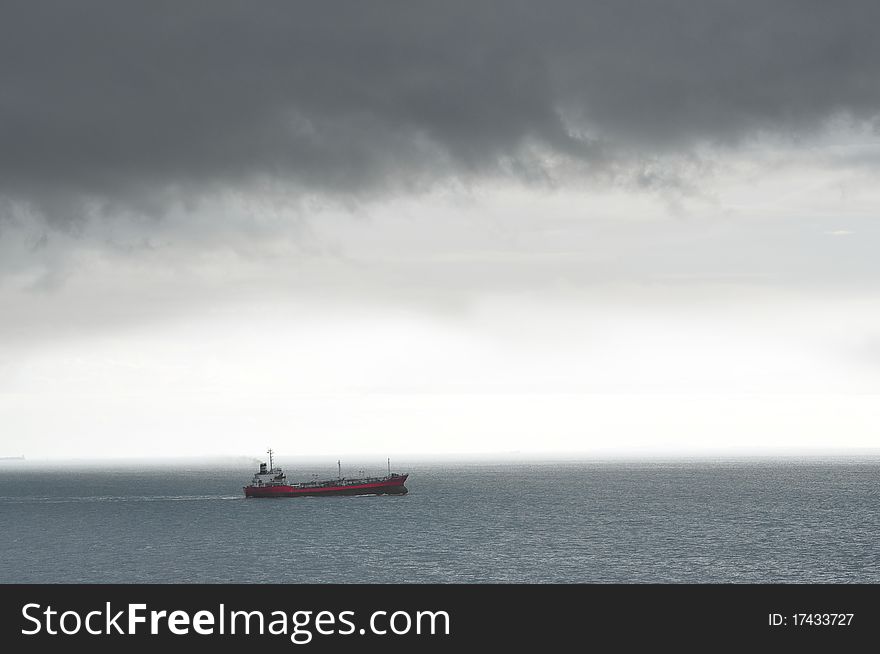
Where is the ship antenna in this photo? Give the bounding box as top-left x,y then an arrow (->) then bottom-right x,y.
268,448 -> 274,472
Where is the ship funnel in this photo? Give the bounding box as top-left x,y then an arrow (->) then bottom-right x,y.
259,462 -> 268,474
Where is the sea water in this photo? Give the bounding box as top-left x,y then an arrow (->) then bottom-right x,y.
1,458 -> 878,583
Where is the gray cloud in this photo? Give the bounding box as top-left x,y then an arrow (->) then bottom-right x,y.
2,0 -> 880,223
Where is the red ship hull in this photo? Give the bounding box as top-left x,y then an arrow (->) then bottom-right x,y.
244,474 -> 408,498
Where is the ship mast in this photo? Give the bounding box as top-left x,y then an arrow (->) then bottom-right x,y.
338,459 -> 341,479
267,448 -> 274,472
388,457 -> 391,475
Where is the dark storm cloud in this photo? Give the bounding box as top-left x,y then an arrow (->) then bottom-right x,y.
2,0 -> 880,221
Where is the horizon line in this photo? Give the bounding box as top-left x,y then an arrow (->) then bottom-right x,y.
4,447 -> 880,465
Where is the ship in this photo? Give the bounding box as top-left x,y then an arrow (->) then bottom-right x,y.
243,449 -> 409,498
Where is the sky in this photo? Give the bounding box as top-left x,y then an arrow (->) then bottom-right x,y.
2,1 -> 880,459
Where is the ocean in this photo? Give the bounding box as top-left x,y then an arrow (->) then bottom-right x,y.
1,458 -> 878,583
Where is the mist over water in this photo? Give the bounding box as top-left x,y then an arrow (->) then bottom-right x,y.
1,458 -> 878,583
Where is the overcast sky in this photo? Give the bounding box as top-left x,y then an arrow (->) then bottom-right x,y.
2,2 -> 880,460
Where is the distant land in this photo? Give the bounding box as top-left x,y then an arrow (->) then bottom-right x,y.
0,456 -> 25,461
